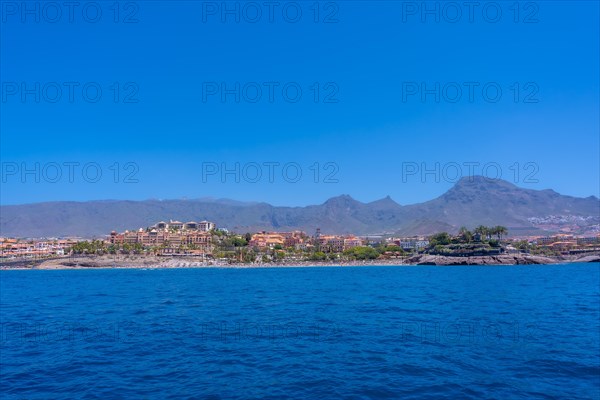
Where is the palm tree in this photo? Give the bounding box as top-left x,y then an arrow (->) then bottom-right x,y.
458,226 -> 472,243
494,226 -> 508,240
474,225 -> 489,240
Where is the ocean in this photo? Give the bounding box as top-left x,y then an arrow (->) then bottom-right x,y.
1,264 -> 599,399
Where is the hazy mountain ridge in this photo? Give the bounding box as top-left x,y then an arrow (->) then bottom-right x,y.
1,177 -> 598,238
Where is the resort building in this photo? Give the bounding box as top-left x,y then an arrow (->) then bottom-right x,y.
577,235 -> 600,246
279,231 -> 307,247
151,220 -> 215,232
343,236 -> 363,250
249,233 -> 285,249
168,220 -> 184,230
391,237 -> 430,251
107,219 -> 217,255
318,235 -> 365,252
199,221 -> 216,232
548,241 -> 577,252
185,222 -> 198,230
249,231 -> 307,250
295,242 -> 314,251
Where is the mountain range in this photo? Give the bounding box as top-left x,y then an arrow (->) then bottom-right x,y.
1,176 -> 598,238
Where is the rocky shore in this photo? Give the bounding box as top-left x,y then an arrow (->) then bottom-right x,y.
404,254 -> 564,265
1,252 -> 598,270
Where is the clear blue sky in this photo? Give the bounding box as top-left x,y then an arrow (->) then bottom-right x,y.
1,1 -> 598,206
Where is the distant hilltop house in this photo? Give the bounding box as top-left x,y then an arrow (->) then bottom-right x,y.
108,219 -> 217,255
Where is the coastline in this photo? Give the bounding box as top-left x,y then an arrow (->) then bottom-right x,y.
2,253 -> 599,270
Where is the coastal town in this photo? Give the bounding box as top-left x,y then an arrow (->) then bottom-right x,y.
1,219 -> 599,268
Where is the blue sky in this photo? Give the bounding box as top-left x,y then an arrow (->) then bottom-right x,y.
1,1 -> 598,206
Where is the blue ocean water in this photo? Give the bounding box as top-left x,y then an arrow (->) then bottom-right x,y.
1,264 -> 599,399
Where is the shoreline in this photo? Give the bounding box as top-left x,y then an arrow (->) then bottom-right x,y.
2,253 -> 599,270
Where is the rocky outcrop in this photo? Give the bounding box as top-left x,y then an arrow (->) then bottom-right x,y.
573,255 -> 600,263
405,254 -> 559,265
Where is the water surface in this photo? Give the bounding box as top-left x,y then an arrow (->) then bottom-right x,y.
1,264 -> 599,399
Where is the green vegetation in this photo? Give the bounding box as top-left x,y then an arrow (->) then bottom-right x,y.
429,232 -> 451,246
70,240 -> 108,255
424,225 -> 509,256
309,251 -> 327,261
70,240 -> 146,255
343,246 -> 379,260
458,226 -> 473,243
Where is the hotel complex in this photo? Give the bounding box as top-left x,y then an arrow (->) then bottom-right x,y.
108,220 -> 215,254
